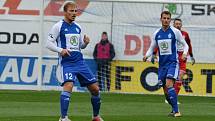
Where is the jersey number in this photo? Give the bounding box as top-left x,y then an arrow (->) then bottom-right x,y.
65,73 -> 73,80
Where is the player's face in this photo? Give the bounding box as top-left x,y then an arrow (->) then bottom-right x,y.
160,14 -> 171,28
64,5 -> 77,22
174,20 -> 182,30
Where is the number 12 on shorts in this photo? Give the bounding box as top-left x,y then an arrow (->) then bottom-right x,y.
65,73 -> 73,80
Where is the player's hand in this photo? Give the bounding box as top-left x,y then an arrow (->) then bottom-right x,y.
143,56 -> 148,62
182,54 -> 187,61
191,57 -> 195,65
60,49 -> 70,57
151,54 -> 157,64
83,35 -> 90,44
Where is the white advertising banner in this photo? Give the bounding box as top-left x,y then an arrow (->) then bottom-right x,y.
0,0 -> 214,62
0,21 -> 41,56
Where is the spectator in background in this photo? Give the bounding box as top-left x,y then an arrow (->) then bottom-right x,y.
93,32 -> 115,91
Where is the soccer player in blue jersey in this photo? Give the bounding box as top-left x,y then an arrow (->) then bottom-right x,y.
143,11 -> 189,117
46,2 -> 103,121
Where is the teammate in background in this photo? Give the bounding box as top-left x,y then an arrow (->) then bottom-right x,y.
93,32 -> 115,91
173,18 -> 195,96
46,2 -> 103,121
143,11 -> 189,117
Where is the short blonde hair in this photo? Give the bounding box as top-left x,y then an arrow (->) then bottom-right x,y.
63,2 -> 77,12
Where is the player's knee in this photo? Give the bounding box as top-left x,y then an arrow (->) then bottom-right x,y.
165,79 -> 174,88
91,86 -> 100,96
63,82 -> 73,92
87,82 -> 100,96
166,84 -> 173,89
91,88 -> 100,96
179,73 -> 184,78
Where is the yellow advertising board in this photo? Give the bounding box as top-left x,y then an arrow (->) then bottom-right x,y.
110,61 -> 215,96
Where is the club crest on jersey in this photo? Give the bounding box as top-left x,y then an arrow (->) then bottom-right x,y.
160,41 -> 168,50
70,36 -> 78,46
76,28 -> 80,33
168,33 -> 172,38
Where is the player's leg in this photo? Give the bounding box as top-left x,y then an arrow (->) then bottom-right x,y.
173,70 -> 185,104
166,79 -> 180,115
174,71 -> 184,95
59,67 -> 75,121
163,86 -> 172,105
79,79 -> 103,120
87,83 -> 103,121
166,63 -> 181,117
163,86 -> 175,116
162,80 -> 174,111
59,82 -> 73,121
174,53 -> 186,95
158,67 -> 171,104
77,63 -> 103,121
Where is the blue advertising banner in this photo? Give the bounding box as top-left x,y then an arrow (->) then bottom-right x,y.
0,56 -> 97,91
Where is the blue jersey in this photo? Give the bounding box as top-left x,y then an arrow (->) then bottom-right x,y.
146,26 -> 189,67
46,20 -> 96,86
145,26 -> 188,81
47,20 -> 87,66
155,26 -> 178,66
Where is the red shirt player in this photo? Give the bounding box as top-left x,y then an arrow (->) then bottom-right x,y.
173,18 -> 195,97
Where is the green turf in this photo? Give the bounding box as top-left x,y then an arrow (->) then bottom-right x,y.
0,90 -> 215,121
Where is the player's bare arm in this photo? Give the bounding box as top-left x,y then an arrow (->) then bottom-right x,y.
83,35 -> 90,45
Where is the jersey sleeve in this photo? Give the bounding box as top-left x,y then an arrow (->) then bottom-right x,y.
176,29 -> 189,55
145,32 -> 157,57
45,23 -> 62,53
184,32 -> 193,57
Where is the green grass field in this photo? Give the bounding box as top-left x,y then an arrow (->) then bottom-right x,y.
0,90 -> 215,121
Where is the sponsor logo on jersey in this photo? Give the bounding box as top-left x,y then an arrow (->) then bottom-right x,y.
70,36 -> 78,46
160,41 -> 168,50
